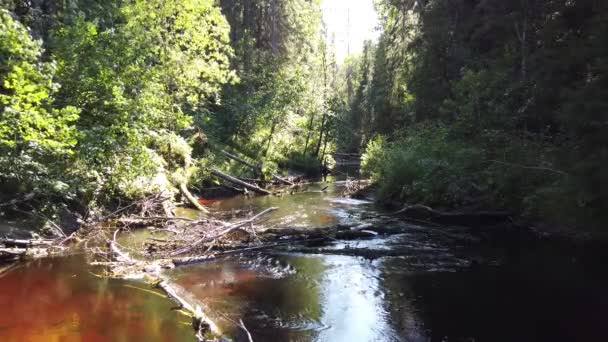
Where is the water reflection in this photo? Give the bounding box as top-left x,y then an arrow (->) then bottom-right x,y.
2,180 -> 608,342
167,244 -> 608,342
209,181 -> 380,229
314,256 -> 398,342
0,256 -> 193,342
168,254 -> 414,341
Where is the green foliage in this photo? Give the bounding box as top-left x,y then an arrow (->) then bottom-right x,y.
0,0 -> 238,213
206,0 -> 330,172
47,0 -> 235,199
284,152 -> 321,177
0,9 -> 79,197
360,135 -> 386,180
362,125 -> 485,206
336,0 -> 608,230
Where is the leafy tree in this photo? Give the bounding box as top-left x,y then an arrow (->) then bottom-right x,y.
0,9 -> 78,195
50,0 -> 236,198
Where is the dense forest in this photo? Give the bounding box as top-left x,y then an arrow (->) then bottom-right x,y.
352,0 -> 608,230
0,0 -> 333,227
1,0 -> 607,233
2,1 -> 608,341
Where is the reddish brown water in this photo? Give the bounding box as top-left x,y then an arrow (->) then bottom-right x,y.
0,256 -> 193,342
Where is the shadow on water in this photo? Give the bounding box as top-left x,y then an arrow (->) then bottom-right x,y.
168,254 -> 400,341
167,244 -> 608,342
166,181 -> 608,341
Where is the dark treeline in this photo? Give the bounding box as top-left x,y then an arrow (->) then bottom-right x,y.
340,0 -> 608,230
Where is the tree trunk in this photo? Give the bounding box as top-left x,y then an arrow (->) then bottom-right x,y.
315,43 -> 329,157
321,125 -> 330,160
180,184 -> 208,213
303,112 -> 316,155
265,119 -> 277,157
221,150 -> 262,178
210,169 -> 272,195
314,113 -> 327,157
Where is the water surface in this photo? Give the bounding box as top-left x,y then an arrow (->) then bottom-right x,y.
0,256 -> 193,342
2,180 -> 608,341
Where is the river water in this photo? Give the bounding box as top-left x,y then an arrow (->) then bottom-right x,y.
1,180 -> 608,341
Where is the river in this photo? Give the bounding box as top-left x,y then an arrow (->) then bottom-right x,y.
1,180 -> 608,341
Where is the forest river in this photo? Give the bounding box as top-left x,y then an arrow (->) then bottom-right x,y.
1,179 -> 608,342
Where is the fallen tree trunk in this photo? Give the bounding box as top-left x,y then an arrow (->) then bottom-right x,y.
110,229 -> 137,264
211,168 -> 272,195
180,183 -> 208,213
0,238 -> 55,248
0,248 -> 27,257
393,204 -> 510,227
0,247 -> 57,260
221,150 -> 293,186
106,230 -> 224,341
157,280 -> 222,341
222,150 -> 262,175
272,174 -> 294,186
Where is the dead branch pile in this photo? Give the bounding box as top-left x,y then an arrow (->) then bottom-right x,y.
0,236 -> 71,262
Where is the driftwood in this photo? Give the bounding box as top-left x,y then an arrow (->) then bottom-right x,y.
393,204 -> 510,227
157,280 -> 222,341
0,238 -> 55,248
105,230 -> 224,341
180,183 -> 208,213
110,229 -> 137,264
0,247 -> 59,260
0,236 -> 67,262
211,168 -> 272,195
0,248 -> 28,257
170,207 -> 278,256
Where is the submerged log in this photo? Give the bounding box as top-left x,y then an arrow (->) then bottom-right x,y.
260,226 -> 337,240
172,255 -> 217,267
335,230 -> 378,239
393,204 -> 510,227
211,168 -> 272,195
0,248 -> 27,257
156,280 -> 222,340
0,247 -> 55,260
105,229 -> 223,341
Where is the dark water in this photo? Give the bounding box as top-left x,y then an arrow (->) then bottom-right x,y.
166,244 -> 608,342
2,180 -> 608,341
